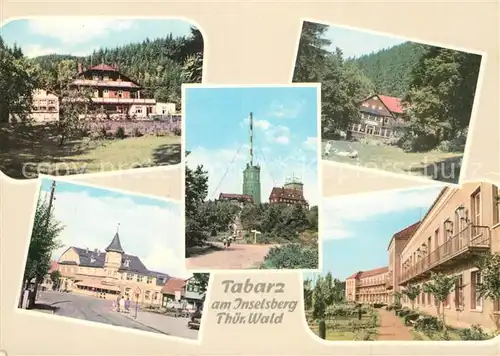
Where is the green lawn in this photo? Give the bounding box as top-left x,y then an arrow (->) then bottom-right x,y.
0,125 -> 181,179
323,140 -> 462,184
308,314 -> 379,341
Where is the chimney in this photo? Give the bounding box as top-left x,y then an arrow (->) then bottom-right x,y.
77,62 -> 83,74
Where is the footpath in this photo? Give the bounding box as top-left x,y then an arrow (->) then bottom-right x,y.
377,309 -> 413,341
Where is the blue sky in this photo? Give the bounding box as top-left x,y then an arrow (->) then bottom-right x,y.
185,85 -> 320,206
304,186 -> 444,281
318,23 -> 407,59
1,18 -> 195,57
37,178 -> 191,278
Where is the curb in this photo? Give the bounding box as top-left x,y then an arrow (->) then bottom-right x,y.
124,313 -> 170,335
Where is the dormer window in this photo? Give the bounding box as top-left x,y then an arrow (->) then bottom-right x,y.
90,257 -> 96,263
124,259 -> 130,268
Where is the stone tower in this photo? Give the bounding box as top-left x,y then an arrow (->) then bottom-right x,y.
242,112 -> 261,204
103,224 -> 125,282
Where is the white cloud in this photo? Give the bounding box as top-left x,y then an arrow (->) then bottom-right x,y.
44,188 -> 191,279
268,99 -> 305,119
28,18 -> 135,45
275,136 -> 290,144
321,187 -> 443,241
242,117 -> 290,145
303,137 -> 318,151
187,145 -> 319,207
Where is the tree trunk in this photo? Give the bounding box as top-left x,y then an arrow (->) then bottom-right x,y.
319,319 -> 326,339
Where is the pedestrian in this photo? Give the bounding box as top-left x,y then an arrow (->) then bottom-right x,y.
324,141 -> 332,156
116,295 -> 121,312
119,295 -> 125,313
125,297 -> 130,313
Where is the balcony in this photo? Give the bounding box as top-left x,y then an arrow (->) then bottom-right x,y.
385,273 -> 393,290
91,97 -> 156,105
399,225 -> 491,284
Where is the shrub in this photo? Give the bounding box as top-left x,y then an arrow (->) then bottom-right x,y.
414,315 -> 443,334
397,307 -> 412,317
260,244 -> 318,269
115,126 -> 126,139
132,127 -> 143,137
373,303 -> 386,309
404,311 -> 420,325
459,325 -> 491,341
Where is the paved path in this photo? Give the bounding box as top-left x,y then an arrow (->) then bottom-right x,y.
34,291 -> 198,339
186,242 -> 275,269
376,309 -> 413,341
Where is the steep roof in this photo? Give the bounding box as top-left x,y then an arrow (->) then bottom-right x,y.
149,271 -> 171,286
105,232 -> 125,254
387,221 -> 421,250
59,247 -> 151,275
162,277 -> 186,295
378,94 -> 404,114
219,193 -> 253,202
347,267 -> 389,280
269,187 -> 307,202
88,64 -> 118,72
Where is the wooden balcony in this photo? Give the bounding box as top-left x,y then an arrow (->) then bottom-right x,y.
399,225 -> 491,284
385,273 -> 394,290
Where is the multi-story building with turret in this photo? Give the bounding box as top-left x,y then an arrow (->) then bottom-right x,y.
56,228 -> 169,306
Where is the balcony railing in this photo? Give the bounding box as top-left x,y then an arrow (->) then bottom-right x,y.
385,273 -> 394,289
91,97 -> 156,105
399,224 -> 490,284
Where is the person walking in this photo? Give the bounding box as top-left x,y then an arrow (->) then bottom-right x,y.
125,297 -> 131,313
116,295 -> 121,312
119,295 -> 125,313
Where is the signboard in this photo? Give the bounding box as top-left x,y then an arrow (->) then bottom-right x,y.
135,287 -> 141,299
174,290 -> 181,301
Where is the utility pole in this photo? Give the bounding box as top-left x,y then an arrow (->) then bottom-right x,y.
46,180 -> 56,229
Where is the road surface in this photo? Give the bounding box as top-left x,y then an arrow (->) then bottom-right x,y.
186,242 -> 275,269
34,290 -> 198,339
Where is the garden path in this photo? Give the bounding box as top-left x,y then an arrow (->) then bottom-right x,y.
377,309 -> 413,341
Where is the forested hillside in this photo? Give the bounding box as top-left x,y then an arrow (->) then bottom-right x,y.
30,28 -> 203,108
349,42 -> 428,98
293,21 -> 482,151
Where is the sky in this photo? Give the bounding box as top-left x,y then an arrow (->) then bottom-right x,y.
320,23 -> 407,59
0,18 -> 195,58
36,178 -> 192,279
304,185 -> 444,282
185,86 -> 320,206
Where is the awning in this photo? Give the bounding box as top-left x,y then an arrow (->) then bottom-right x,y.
75,279 -> 121,292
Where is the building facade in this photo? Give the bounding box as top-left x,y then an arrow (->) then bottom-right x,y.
28,89 -> 60,123
269,177 -> 309,208
161,277 -> 204,310
396,183 -> 500,330
349,94 -> 406,139
345,267 -> 391,304
57,230 -> 167,306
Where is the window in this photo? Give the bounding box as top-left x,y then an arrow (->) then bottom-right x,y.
125,288 -> 131,296
137,275 -> 143,282
471,189 -> 481,227
147,276 -> 153,284
145,291 -> 150,300
493,185 -> 499,225
471,271 -> 483,310
126,273 -> 134,280
427,292 -> 431,305
454,275 -> 463,309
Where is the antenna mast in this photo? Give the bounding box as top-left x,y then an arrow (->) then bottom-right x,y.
249,112 -> 254,166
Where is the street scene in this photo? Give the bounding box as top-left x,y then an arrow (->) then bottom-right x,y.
184,85 -> 320,270
0,18 -> 204,179
305,184 -> 500,341
35,290 -> 198,339
20,177 -> 209,339
293,21 -> 483,184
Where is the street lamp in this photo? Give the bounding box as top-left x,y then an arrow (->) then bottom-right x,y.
456,206 -> 468,222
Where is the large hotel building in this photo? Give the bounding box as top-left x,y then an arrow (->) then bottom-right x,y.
346,182 -> 500,330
